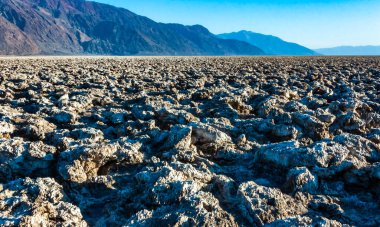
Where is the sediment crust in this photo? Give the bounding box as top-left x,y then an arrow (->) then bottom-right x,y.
0,56 -> 379,226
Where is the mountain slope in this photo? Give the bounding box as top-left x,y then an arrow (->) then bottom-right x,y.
315,46 -> 380,56
0,0 -> 264,55
218,30 -> 317,56
0,0 -> 83,55
0,16 -> 40,55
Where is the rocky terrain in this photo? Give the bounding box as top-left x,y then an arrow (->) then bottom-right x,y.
0,56 -> 379,226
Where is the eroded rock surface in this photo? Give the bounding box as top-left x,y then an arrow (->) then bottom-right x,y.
0,56 -> 379,226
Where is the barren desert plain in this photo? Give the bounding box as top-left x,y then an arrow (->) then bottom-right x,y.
0,56 -> 379,226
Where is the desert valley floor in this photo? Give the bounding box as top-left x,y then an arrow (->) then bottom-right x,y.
0,57 -> 379,226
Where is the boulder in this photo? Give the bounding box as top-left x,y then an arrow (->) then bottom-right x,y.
0,178 -> 87,226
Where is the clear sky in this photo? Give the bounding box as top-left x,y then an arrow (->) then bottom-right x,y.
94,0 -> 380,49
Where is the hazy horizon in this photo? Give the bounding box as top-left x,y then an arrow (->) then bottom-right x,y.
95,0 -> 380,49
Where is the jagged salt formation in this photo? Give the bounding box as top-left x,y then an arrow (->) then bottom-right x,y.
0,56 -> 379,226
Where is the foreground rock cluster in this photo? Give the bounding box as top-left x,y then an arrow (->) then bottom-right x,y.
0,56 -> 379,226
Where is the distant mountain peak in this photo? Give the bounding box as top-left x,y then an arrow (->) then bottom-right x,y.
315,45 -> 380,56
218,30 -> 317,56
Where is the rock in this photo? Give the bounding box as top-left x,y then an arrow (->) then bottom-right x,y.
254,141 -> 302,168
58,93 -> 69,107
266,216 -> 344,227
156,108 -> 198,129
136,162 -> 212,201
46,129 -> 73,150
190,122 -> 232,145
158,125 -> 199,162
270,124 -> 298,141
308,196 -> 344,218
335,111 -> 366,133
227,99 -> 253,115
131,105 -> 155,121
58,141 -> 143,183
0,178 -> 87,226
22,117 -> 56,141
234,118 -> 275,139
306,141 -> 351,168
110,112 -> 126,125
238,181 -> 308,225
283,167 -> 318,194
255,140 -> 354,170
284,101 -> 309,112
316,108 -> 336,125
53,111 -> 77,124
367,129 -> 380,143
125,191 -> 238,226
159,125 -> 193,151
236,134 -> 247,145
0,139 -> 56,182
366,112 -> 380,129
256,95 -> 285,119
212,175 -> 236,201
334,133 -> 380,162
70,127 -> 104,144
0,121 -> 15,138
292,112 -> 329,139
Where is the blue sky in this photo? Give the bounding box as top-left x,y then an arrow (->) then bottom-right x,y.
94,0 -> 380,49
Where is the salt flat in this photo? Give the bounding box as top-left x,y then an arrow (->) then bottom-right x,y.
0,57 -> 379,226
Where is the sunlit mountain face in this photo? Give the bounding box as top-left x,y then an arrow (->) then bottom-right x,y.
0,0 -> 263,55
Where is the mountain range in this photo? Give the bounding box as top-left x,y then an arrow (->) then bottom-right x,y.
0,0 -> 264,55
315,46 -> 380,56
218,31 -> 317,56
3,0 -> 372,56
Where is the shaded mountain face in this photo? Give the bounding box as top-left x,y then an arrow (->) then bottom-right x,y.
0,16 -> 40,55
0,0 -> 83,55
0,0 -> 264,55
218,30 -> 317,56
315,46 -> 380,56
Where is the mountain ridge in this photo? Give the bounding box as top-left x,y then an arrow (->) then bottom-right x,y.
218,30 -> 317,56
315,45 -> 380,56
0,0 -> 264,56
